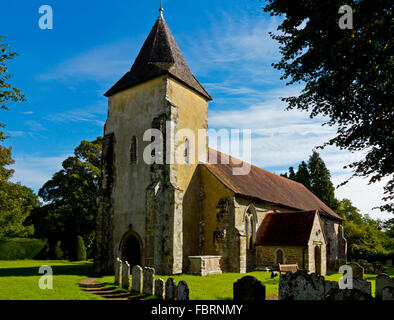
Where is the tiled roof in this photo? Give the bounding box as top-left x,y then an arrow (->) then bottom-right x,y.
255,210 -> 318,246
203,149 -> 342,220
105,16 -> 212,100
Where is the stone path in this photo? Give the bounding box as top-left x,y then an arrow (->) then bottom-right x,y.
79,278 -> 142,300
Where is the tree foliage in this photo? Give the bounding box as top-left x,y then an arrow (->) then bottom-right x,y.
29,137 -> 103,259
281,150 -> 338,209
264,0 -> 393,213
337,198 -> 394,259
0,35 -> 38,239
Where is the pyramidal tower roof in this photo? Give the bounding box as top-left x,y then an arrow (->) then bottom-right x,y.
105,9 -> 212,100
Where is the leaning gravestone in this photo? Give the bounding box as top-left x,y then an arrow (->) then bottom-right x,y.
233,276 -> 266,300
114,258 -> 122,286
154,278 -> 165,299
165,278 -> 177,300
131,265 -> 143,293
177,281 -> 189,300
347,262 -> 364,279
143,267 -> 155,295
375,273 -> 394,300
122,261 -> 130,290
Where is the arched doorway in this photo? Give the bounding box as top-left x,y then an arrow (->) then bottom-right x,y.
314,246 -> 321,275
121,233 -> 142,267
276,249 -> 284,264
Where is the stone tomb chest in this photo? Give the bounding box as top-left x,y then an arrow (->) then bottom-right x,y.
188,256 -> 222,276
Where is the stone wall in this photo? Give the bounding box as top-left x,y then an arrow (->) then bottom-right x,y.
321,217 -> 347,270
94,133 -> 116,274
256,245 -> 305,269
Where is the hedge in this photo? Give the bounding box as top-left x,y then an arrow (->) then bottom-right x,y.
0,238 -> 47,260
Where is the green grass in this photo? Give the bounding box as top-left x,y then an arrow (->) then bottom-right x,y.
325,265 -> 394,298
97,271 -> 279,300
0,260 -> 103,300
98,265 -> 394,300
1,260 -> 393,300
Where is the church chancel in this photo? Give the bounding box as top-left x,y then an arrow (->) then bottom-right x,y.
94,7 -> 346,276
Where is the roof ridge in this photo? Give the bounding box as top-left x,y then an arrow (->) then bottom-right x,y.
207,147 -> 310,188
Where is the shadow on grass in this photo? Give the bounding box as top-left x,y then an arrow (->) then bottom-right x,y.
0,263 -> 94,277
82,281 -> 159,300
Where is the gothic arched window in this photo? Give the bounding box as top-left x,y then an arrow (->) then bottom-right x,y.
130,136 -> 138,164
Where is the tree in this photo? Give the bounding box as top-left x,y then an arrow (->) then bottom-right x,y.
0,181 -> 39,239
0,35 -> 37,239
337,198 -> 393,259
295,161 -> 310,189
282,151 -> 337,209
30,137 -> 103,259
308,151 -> 338,210
288,166 -> 296,180
264,0 -> 393,213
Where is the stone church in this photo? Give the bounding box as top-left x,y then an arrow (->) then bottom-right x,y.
94,9 -> 346,276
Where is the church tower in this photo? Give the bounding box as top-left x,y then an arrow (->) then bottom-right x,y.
94,7 -> 212,275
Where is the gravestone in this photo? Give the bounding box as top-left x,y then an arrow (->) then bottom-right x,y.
356,259 -> 368,270
375,273 -> 394,300
122,261 -> 130,290
347,262 -> 364,279
386,259 -> 392,266
382,287 -> 394,300
154,278 -> 165,299
177,281 -> 189,300
325,288 -> 374,300
372,261 -> 386,274
131,265 -> 143,293
114,258 -> 122,286
279,271 -> 338,300
233,276 -> 266,300
143,267 -> 155,295
165,278 -> 177,300
352,279 -> 371,295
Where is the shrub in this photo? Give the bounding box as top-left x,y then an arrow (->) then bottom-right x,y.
54,241 -> 64,260
0,238 -> 47,260
75,235 -> 87,261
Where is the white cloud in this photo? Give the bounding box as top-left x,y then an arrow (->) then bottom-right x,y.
332,175 -> 392,219
10,154 -> 70,191
36,39 -> 139,82
44,103 -> 107,126
207,86 -> 391,220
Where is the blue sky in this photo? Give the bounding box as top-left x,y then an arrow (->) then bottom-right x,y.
1,0 -> 390,219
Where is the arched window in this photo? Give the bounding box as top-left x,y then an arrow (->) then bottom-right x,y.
184,138 -> 190,164
130,136 -> 138,164
276,249 -> 284,264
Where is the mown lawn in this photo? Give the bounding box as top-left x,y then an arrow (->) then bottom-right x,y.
0,260 -> 103,300
98,265 -> 394,300
97,271 -> 280,300
1,260 -> 393,300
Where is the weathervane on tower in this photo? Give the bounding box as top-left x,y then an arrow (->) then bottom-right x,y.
159,1 -> 164,19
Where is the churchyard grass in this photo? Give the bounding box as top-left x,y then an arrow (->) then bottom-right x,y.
1,260 -> 392,300
0,260 -> 103,300
97,271 -> 280,300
